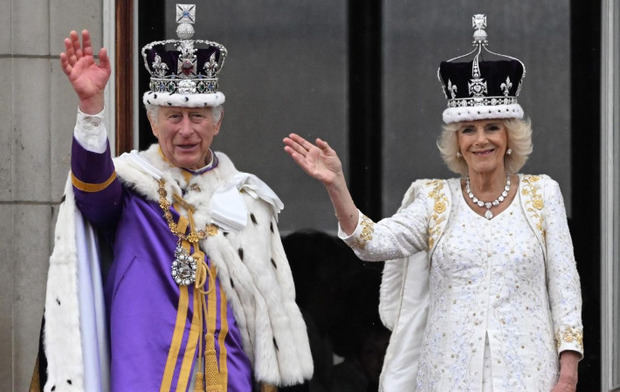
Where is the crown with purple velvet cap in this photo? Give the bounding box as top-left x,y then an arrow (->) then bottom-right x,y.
437,14 -> 526,124
141,3 -> 227,108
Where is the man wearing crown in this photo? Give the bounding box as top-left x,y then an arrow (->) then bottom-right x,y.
37,6 -> 312,391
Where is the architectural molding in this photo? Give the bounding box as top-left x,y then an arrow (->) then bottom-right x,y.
114,0 -> 134,154
103,0 -> 116,153
600,0 -> 620,390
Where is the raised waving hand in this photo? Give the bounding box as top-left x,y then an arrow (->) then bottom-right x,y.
60,30 -> 111,114
283,133 -> 359,234
283,133 -> 344,186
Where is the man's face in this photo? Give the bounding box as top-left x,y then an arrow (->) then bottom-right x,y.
149,106 -> 222,170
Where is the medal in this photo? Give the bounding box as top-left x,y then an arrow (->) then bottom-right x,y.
171,241 -> 198,286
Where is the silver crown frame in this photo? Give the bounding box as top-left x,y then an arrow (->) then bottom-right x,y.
141,3 -> 228,96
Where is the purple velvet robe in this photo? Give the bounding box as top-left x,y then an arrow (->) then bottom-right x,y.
71,139 -> 253,392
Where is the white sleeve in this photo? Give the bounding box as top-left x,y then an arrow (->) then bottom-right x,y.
73,108 -> 108,154
543,177 -> 584,357
337,191 -> 429,262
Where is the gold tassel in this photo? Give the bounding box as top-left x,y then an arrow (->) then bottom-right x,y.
260,384 -> 278,392
193,371 -> 205,392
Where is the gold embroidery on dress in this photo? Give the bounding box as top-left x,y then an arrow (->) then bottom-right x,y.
427,180 -> 449,250
521,175 -> 545,241
352,214 -> 375,249
555,326 -> 584,350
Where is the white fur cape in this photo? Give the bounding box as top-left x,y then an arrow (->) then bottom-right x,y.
42,146 -> 313,391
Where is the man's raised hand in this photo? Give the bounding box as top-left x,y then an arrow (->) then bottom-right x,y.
60,30 -> 110,114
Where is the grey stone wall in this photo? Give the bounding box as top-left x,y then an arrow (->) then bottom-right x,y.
0,0 -> 102,390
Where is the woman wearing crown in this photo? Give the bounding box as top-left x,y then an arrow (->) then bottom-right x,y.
284,14 -> 582,392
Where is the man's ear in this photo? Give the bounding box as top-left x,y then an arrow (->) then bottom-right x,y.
213,109 -> 224,136
147,112 -> 159,138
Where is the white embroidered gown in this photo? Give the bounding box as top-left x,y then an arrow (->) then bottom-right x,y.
339,176 -> 583,392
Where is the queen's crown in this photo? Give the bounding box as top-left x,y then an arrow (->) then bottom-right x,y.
437,14 -> 527,123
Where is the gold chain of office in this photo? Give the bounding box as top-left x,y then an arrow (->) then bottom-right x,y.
157,178 -> 218,243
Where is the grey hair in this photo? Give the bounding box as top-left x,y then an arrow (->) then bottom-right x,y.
144,103 -> 224,125
437,118 -> 533,176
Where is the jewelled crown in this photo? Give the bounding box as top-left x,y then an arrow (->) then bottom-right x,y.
437,14 -> 526,124
141,4 -> 227,108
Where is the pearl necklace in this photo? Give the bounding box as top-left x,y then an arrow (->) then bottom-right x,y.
465,175 -> 511,220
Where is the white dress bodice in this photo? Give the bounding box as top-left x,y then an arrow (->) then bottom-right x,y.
418,189 -> 557,391
339,175 -> 583,392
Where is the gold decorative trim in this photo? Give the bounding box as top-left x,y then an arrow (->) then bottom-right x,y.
521,175 -> 546,242
555,326 -> 584,351
175,285 -> 202,392
427,180 -> 448,250
217,283 -> 230,391
352,214 -> 374,249
204,263 -> 227,391
70,170 -> 117,193
159,285 -> 190,392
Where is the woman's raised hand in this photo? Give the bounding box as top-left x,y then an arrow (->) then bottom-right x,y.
284,132 -> 359,233
283,133 -> 344,186
60,30 -> 111,114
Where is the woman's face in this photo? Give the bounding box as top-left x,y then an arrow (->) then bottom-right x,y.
456,119 -> 508,176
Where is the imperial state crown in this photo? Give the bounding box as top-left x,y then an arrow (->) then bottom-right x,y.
141,3 -> 228,108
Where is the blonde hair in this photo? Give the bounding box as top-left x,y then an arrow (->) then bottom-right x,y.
437,118 -> 533,176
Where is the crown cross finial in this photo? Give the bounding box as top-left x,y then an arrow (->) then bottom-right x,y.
472,14 -> 487,30
176,4 -> 195,24
176,4 -> 196,39
472,14 -> 488,45
182,10 -> 193,22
